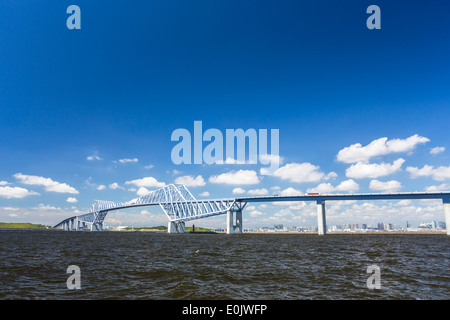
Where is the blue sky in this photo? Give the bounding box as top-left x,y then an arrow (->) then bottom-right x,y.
1,0 -> 449,228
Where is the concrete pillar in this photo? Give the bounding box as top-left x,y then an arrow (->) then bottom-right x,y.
92,223 -> 103,231
443,200 -> 450,236
227,210 -> 234,234
227,210 -> 243,234
235,210 -> 243,234
168,221 -> 185,234
317,200 -> 326,235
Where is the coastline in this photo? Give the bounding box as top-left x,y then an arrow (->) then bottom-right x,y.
242,230 -> 447,235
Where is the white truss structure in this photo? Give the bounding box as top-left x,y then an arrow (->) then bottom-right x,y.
54,184 -> 243,231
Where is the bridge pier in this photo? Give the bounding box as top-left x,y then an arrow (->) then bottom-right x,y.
317,200 -> 327,235
91,223 -> 103,231
168,221 -> 185,234
444,199 -> 450,236
227,210 -> 243,234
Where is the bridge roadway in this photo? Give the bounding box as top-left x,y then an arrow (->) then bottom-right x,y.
53,185 -> 450,235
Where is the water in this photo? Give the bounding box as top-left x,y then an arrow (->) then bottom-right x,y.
0,230 -> 448,300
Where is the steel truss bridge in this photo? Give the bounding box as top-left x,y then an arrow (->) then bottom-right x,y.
54,184 -> 450,235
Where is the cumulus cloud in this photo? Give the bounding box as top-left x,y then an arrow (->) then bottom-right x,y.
249,210 -> 264,217
369,180 -> 403,193
125,177 -> 165,188
174,175 -> 206,187
306,179 -> 359,194
109,182 -> 124,190
271,162 -> 330,183
424,183 -> 450,192
430,147 -> 445,155
406,165 -> 450,181
32,203 -> 61,211
232,187 -> 246,195
13,173 -> 78,194
96,185 -> 106,190
66,197 -> 78,203
345,158 -> 405,179
0,181 -> 10,186
198,191 -> 210,197
278,187 -> 303,196
0,186 -> 40,199
136,187 -> 150,196
337,135 -> 429,164
209,170 -> 260,185
247,188 -> 269,196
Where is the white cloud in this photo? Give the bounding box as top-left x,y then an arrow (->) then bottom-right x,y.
232,187 -> 246,195
430,147 -> 445,155
198,191 -> 210,197
369,180 -> 403,193
87,155 -> 101,161
66,197 -> 78,203
395,200 -> 413,206
345,158 -> 405,179
335,179 -> 360,193
125,177 -> 165,188
144,164 -> 154,169
32,203 -> 61,211
96,185 -> 106,190
278,187 -> 303,196
1,207 -> 19,211
13,173 -> 79,194
136,187 -> 150,196
118,158 -> 138,164
406,165 -> 450,181
337,135 -> 429,164
109,182 -> 123,190
249,210 -> 264,217
0,186 -> 40,199
247,188 -> 269,196
271,162 -> 328,183
306,179 -> 359,194
0,181 -> 10,186
209,170 -> 260,185
174,175 -> 206,187
424,183 -> 450,192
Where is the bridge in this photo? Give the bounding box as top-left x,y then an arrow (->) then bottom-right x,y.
54,184 -> 450,235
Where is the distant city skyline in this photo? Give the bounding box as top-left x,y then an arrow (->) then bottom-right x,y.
1,1 -> 449,229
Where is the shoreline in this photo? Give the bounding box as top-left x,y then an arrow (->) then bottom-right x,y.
242,230 -> 447,235
0,228 -> 446,235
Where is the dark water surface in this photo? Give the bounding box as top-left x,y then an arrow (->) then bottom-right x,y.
0,230 -> 448,300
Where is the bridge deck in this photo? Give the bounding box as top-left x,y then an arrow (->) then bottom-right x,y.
237,192 -> 450,203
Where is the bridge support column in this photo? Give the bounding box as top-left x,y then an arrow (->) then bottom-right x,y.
226,210 -> 243,234
317,200 -> 327,235
168,221 -> 185,234
444,199 -> 450,236
92,223 -> 103,231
